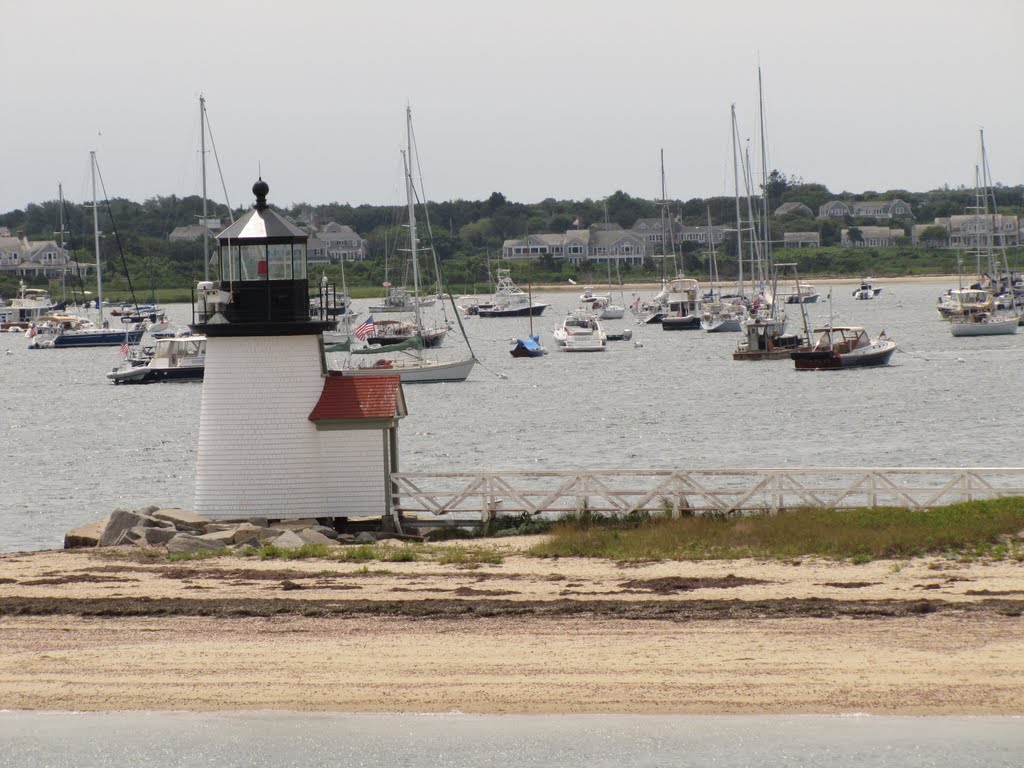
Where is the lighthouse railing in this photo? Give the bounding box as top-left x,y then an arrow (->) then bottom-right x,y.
388,467 -> 1024,522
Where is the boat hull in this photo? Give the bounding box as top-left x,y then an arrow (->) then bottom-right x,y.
791,344 -> 896,369
31,328 -> 145,348
661,315 -> 701,331
108,365 -> 204,384
949,318 -> 1019,337
477,303 -> 547,318
343,357 -> 475,383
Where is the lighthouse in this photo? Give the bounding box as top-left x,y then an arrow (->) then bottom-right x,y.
191,179 -> 404,523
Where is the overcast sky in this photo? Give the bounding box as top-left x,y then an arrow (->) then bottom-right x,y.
2,0 -> 1022,214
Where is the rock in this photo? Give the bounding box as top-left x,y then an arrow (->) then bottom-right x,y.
354,531 -> 378,544
142,527 -> 177,546
271,531 -> 306,549
166,533 -> 228,556
99,510 -> 149,547
272,518 -> 320,531
296,529 -> 337,547
335,534 -> 357,545
136,505 -> 160,515
64,519 -> 108,549
199,529 -> 238,545
152,508 -> 211,532
230,523 -> 270,544
308,524 -> 340,540
246,517 -> 270,528
113,527 -> 145,546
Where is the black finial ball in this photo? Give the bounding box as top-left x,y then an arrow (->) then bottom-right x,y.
253,178 -> 269,210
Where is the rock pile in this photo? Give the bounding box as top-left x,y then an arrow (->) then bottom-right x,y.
64,506 -> 384,554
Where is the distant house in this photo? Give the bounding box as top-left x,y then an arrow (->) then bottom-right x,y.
840,226 -> 903,247
502,226 -> 645,265
774,202 -> 814,218
0,234 -> 84,277
306,236 -> 329,264
318,222 -> 367,262
819,199 -> 912,220
169,218 -> 223,242
818,200 -> 852,219
679,225 -> 727,246
782,232 -> 821,248
913,214 -> 1021,249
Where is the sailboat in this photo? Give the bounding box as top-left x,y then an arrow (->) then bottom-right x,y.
28,152 -> 147,349
700,206 -> 746,332
334,107 -> 476,383
510,281 -> 546,357
947,131 -> 1018,338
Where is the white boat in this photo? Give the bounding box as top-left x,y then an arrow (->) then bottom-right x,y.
1,283 -> 57,329
661,276 -> 702,330
783,283 -> 821,304
553,309 -> 607,352
107,336 -> 206,384
334,107 -> 475,383
949,313 -> 1019,337
591,295 -> 625,320
477,270 -> 548,317
701,301 -> 747,332
852,279 -> 882,300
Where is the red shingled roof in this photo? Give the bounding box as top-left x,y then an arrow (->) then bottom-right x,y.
308,373 -> 405,422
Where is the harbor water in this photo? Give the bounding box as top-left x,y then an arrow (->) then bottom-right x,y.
2,278 -> 1024,552
1,711 -> 1022,768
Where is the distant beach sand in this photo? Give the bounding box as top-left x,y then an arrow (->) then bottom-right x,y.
1,541 -> 1021,714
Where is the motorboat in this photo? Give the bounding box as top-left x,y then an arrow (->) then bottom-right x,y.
107,336 -> 206,384
553,310 -> 607,352
27,314 -> 146,349
783,282 -> 821,304
852,279 -> 882,300
477,270 -> 548,317
791,326 -> 896,369
1,284 -> 56,329
661,277 -> 702,330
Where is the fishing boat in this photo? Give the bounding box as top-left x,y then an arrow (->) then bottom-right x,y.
783,283 -> 820,304
852,279 -> 882,300
477,270 -> 548,317
106,336 -> 206,384
553,309 -> 607,352
791,326 -> 896,369
336,107 -> 475,383
1,283 -> 57,330
661,277 -> 702,330
733,264 -> 811,360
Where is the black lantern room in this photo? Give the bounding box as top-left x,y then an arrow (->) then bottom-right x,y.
191,179 -> 334,337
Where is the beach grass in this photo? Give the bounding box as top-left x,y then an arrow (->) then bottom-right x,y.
527,499 -> 1024,562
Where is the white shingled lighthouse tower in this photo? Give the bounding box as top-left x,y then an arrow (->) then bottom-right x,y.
191,179 -> 405,523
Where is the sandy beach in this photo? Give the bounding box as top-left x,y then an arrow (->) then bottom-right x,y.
1,540 -> 1022,714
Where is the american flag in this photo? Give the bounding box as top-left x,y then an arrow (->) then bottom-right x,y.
354,315 -> 375,341
119,340 -> 130,356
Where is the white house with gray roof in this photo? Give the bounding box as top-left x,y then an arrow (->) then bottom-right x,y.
502,227 -> 646,265
317,222 -> 367,262
819,199 -> 912,220
0,234 -> 85,277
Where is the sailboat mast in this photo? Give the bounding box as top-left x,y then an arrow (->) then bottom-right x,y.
404,108 -> 423,333
56,182 -> 67,302
200,94 -> 210,281
757,66 -> 772,279
90,151 -> 103,324
731,104 -> 744,297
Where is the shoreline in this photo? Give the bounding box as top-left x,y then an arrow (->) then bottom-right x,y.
1,544 -> 1022,714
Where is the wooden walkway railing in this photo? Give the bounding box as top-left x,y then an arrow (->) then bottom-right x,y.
390,467 -> 1024,523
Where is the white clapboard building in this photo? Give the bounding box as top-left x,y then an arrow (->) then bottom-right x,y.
191,179 -> 406,522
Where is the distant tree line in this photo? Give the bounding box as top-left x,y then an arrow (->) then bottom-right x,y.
2,176 -> 1023,298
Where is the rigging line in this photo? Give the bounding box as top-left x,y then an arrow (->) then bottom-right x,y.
60,194 -> 89,305
202,103 -> 234,223
94,159 -> 141,312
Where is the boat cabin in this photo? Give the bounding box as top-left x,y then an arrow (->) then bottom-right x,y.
810,326 -> 869,353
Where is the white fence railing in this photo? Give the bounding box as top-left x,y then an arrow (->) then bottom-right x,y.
390,467 -> 1024,523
